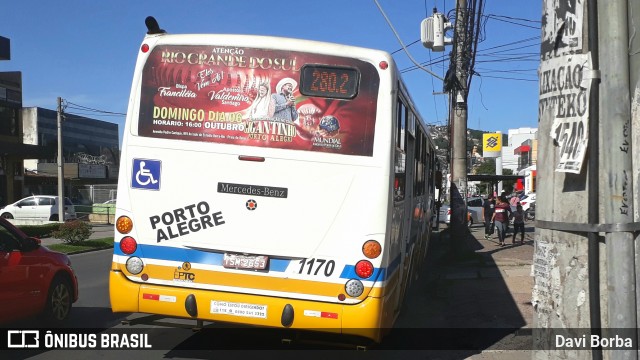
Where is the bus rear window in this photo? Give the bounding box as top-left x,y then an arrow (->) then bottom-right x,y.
137,45 -> 379,156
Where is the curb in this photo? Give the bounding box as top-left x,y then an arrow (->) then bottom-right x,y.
66,246 -> 113,255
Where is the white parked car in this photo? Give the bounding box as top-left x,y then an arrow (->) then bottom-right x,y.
0,195 -> 77,221
519,193 -> 536,212
439,196 -> 485,227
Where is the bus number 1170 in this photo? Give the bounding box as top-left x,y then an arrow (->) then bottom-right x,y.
298,258 -> 335,277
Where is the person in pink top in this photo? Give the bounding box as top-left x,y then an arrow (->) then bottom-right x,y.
511,204 -> 525,244
491,196 -> 513,247
510,193 -> 520,207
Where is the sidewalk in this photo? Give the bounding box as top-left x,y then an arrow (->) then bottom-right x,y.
394,222 -> 535,358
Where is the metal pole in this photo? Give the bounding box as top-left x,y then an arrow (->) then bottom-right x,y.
599,1 -> 637,358
626,1 -> 640,358
586,0 -> 602,358
57,97 -> 65,223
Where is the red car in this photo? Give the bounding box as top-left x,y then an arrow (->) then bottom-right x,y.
0,217 -> 78,324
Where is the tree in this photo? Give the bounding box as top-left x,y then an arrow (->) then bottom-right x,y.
474,158 -> 516,193
476,157 -> 496,175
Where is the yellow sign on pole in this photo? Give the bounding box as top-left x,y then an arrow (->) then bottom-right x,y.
483,133 -> 502,158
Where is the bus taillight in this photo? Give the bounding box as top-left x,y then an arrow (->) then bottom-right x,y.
116,216 -> 133,234
362,240 -> 381,259
120,236 -> 138,255
141,44 -> 150,53
355,260 -> 374,279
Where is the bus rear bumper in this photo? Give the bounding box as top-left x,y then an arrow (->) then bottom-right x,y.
109,270 -> 385,342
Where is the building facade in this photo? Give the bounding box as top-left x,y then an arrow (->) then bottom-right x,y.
514,133 -> 538,195
21,107 -> 119,203
0,72 -> 49,206
501,127 -> 538,172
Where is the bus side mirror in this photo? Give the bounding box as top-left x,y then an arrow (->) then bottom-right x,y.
435,171 -> 442,189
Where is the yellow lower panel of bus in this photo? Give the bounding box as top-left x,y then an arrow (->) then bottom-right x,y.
113,261 -> 384,299
110,270 -> 384,341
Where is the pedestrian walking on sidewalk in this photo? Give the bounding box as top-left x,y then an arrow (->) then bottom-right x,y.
482,195 -> 496,239
511,204 -> 525,244
491,196 -> 513,247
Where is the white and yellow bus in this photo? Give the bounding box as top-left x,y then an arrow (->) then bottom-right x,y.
110,17 -> 440,343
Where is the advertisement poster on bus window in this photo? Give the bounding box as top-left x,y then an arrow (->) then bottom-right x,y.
138,45 -> 380,156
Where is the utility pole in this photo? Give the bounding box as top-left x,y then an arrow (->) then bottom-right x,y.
449,0 -> 469,241
496,131 -> 502,195
57,97 -> 65,222
534,1 -> 639,359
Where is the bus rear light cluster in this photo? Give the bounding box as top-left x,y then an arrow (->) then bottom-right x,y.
116,216 -> 133,234
120,236 -> 138,255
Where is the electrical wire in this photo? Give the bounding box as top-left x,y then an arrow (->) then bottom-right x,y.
476,75 -> 538,82
476,36 -> 539,52
64,101 -> 126,116
485,14 -> 541,24
65,112 -> 125,118
391,39 -> 421,54
484,15 -> 540,29
400,56 -> 449,73
373,0 -> 444,81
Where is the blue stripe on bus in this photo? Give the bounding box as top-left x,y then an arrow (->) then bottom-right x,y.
113,244 -> 291,272
114,243 -> 387,280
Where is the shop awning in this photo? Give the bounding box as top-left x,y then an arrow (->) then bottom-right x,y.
514,145 -> 531,155
0,142 -> 49,159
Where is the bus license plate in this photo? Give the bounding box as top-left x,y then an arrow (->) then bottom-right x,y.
223,254 -> 268,270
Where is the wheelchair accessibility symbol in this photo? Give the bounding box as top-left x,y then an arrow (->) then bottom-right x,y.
131,159 -> 161,190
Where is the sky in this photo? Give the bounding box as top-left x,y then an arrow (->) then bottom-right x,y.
0,0 -> 542,145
